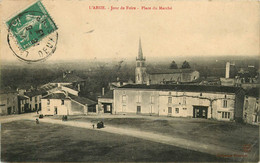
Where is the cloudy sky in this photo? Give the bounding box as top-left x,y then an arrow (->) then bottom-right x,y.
1,0 -> 259,62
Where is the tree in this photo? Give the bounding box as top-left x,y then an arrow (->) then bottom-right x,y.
181,60 -> 191,69
170,60 -> 178,69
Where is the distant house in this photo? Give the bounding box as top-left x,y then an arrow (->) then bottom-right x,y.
41,90 -> 97,116
24,85 -> 58,112
97,90 -> 113,114
243,88 -> 259,125
18,95 -> 29,113
0,88 -> 18,115
114,84 -> 245,122
51,71 -> 85,89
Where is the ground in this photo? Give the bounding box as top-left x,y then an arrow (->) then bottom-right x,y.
1,113 -> 259,162
2,120 -> 228,162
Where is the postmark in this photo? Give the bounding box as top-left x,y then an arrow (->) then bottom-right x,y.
6,1 -> 58,63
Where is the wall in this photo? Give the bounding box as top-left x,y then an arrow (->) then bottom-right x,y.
114,89 -> 160,115
28,95 -> 42,112
41,98 -> 70,115
70,100 -> 86,115
0,92 -> 18,115
243,96 -> 259,125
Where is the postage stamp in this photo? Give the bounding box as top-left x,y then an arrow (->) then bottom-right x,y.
6,1 -> 58,63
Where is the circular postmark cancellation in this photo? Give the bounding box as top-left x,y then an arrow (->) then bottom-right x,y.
6,1 -> 58,63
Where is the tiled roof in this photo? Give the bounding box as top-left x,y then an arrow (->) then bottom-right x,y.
69,94 -> 97,106
246,88 -> 259,98
18,95 -> 29,100
52,73 -> 85,83
0,87 -> 17,94
42,93 -> 68,99
147,69 -> 197,74
63,84 -> 79,91
100,90 -> 113,99
24,85 -> 57,97
118,84 -> 243,94
24,89 -> 47,97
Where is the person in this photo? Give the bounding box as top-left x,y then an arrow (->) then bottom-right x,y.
36,118 -> 39,124
92,124 -> 95,129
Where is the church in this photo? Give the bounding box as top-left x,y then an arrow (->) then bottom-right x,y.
135,39 -> 200,85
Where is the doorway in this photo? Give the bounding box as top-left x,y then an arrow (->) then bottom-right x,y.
193,106 -> 208,119
54,106 -> 58,115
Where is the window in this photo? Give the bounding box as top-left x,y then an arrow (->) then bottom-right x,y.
245,100 -> 249,110
183,108 -> 187,110
168,107 -> 172,114
47,99 -> 50,105
150,96 -> 154,104
30,97 -> 32,101
175,108 -> 179,114
137,106 -> 141,113
61,100 -> 64,105
223,100 -> 227,108
200,93 -> 202,96
168,97 -> 172,104
222,112 -> 230,119
35,96 -> 37,102
122,95 -> 126,103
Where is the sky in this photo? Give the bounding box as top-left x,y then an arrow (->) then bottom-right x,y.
0,0 -> 259,62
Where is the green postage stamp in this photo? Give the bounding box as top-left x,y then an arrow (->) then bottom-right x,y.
6,1 -> 58,51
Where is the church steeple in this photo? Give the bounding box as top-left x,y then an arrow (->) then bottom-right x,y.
137,38 -> 145,61
138,38 -> 143,60
135,38 -> 147,84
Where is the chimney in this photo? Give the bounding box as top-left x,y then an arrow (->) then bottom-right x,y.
102,87 -> 105,96
225,62 -> 230,78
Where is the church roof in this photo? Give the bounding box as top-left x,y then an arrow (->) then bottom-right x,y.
147,68 -> 197,74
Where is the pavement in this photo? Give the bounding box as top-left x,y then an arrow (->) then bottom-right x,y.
0,113 -> 257,162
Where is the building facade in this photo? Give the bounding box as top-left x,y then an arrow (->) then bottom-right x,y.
41,90 -> 96,116
0,88 -> 18,115
114,84 -> 245,121
18,95 -> 29,114
243,88 -> 259,125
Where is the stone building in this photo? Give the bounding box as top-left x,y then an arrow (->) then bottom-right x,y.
0,88 -> 18,115
114,84 -> 245,122
41,90 -> 96,116
243,88 -> 259,125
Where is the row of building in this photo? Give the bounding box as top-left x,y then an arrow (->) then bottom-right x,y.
1,39 -> 259,126
0,71 -> 97,116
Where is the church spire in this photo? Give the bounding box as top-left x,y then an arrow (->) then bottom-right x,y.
137,38 -> 145,60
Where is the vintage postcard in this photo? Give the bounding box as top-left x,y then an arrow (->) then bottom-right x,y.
0,0 -> 259,162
